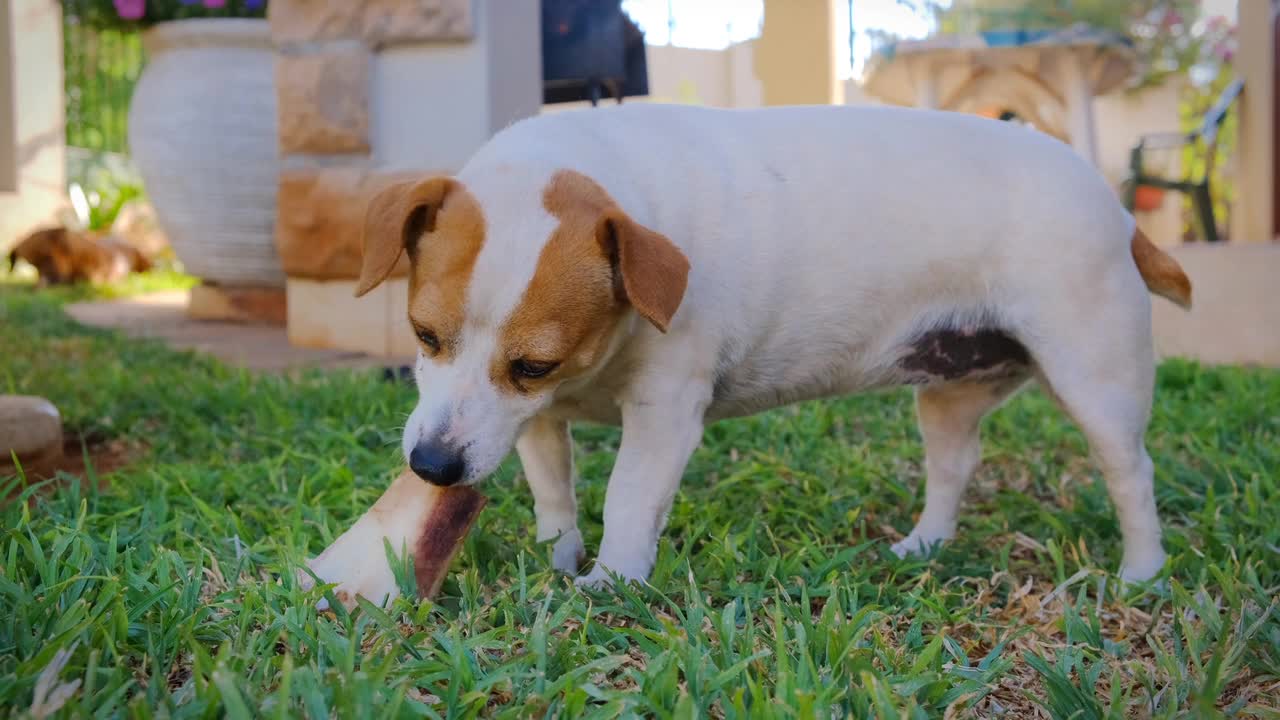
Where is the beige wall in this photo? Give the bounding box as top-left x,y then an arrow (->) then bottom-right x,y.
1231,0 -> 1276,243
644,45 -> 735,107
373,0 -> 541,171
0,0 -> 15,192
278,0 -> 543,355
0,0 -> 66,252
639,42 -> 761,108
541,42 -> 762,114
754,0 -> 843,106
1153,243 -> 1280,366
727,41 -> 764,108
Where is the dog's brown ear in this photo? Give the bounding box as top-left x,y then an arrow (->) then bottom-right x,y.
356,176 -> 456,298
596,209 -> 690,333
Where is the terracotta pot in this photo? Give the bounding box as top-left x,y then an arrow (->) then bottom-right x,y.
1133,185 -> 1165,213
128,19 -> 283,286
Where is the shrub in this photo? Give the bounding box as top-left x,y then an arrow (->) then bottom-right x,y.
77,0 -> 267,31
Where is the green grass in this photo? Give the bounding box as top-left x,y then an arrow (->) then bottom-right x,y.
2,266 -> 197,303
2,281 -> 1278,718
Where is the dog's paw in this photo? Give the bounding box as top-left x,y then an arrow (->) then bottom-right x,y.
574,566 -> 615,591
1118,549 -> 1168,588
574,561 -> 646,591
550,529 -> 586,575
890,534 -> 939,559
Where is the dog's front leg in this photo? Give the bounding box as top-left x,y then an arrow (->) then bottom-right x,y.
516,415 -> 584,573
576,385 -> 708,588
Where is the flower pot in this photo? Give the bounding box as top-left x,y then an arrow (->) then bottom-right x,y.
128,19 -> 283,286
1133,185 -> 1165,213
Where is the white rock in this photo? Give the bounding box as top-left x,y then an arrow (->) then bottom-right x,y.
0,395 -> 63,464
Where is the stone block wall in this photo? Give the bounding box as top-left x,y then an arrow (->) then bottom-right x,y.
0,0 -> 67,253
269,0 -> 476,283
269,0 -> 541,356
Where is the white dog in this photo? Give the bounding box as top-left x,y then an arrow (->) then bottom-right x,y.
304,104 -> 1191,602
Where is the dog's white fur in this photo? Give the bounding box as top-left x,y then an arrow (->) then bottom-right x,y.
312,104 -> 1177,600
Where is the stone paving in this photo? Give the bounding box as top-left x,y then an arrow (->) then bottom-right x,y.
64,290 -> 412,373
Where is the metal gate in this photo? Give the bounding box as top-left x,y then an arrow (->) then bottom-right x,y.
61,0 -> 146,154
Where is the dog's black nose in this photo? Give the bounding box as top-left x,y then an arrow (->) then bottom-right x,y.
408,441 -> 466,487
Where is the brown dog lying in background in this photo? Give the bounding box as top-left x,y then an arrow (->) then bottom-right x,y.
7,226 -> 152,286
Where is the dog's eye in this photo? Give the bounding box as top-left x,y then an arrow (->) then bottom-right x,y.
415,327 -> 440,353
511,358 -> 559,379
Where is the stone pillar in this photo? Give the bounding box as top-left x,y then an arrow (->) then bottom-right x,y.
269,0 -> 542,357
0,0 -> 14,193
753,0 -> 844,106
1231,1 -> 1276,243
1059,49 -> 1099,166
0,0 -> 66,252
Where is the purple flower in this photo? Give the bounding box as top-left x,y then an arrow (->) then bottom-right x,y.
179,0 -> 200,4
244,0 -> 265,7
113,0 -> 145,19
203,0 -> 227,7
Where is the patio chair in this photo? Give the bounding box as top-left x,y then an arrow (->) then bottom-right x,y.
1122,78 -> 1244,243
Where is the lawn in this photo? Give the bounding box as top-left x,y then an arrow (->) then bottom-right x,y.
1,280 -> 1278,718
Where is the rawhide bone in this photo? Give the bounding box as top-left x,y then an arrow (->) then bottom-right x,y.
300,469 -> 486,608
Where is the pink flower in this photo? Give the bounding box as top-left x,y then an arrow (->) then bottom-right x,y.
203,0 -> 227,7
113,0 -> 145,19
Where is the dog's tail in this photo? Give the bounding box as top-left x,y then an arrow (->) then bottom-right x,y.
1131,229 -> 1192,310
6,250 -> 16,273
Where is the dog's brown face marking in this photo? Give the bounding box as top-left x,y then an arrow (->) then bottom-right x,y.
405,185 -> 487,363
491,170 -> 624,394
899,327 -> 1031,382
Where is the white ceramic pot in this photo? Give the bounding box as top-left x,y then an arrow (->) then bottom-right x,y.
128,19 -> 283,287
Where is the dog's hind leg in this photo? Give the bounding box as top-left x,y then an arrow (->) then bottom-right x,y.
893,377 -> 1026,558
516,415 -> 585,573
1027,278 -> 1167,582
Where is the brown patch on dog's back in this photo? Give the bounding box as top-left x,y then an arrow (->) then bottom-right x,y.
899,327 -> 1030,383
491,171 -> 624,393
